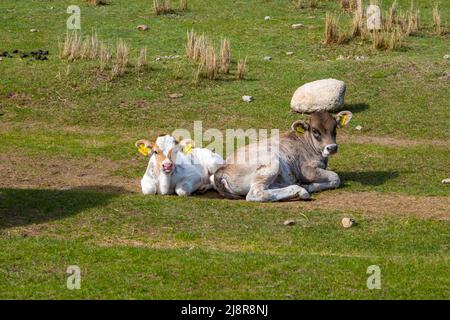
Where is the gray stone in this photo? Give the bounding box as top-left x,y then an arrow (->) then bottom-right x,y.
30,28 -> 38,32
291,79 -> 346,113
444,54 -> 450,60
264,16 -> 271,21
169,93 -> 183,99
442,178 -> 450,184
286,52 -> 294,56
283,219 -> 296,226
341,217 -> 356,228
136,24 -> 149,31
263,56 -> 272,61
291,23 -> 304,29
242,95 -> 254,102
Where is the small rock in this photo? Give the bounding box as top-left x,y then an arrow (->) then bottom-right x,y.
155,55 -> 180,61
292,23 -> 304,29
0,57 -> 2,61
136,24 -> 149,31
291,79 -> 346,113
438,71 -> 450,81
444,54 -> 450,60
30,29 -> 38,32
242,95 -> 254,102
169,93 -> 183,99
284,219 -> 296,226
286,52 -> 294,56
341,217 -> 356,228
355,125 -> 362,130
263,56 -> 272,61
336,55 -> 345,60
442,178 -> 450,184
60,186 -> 72,191
355,55 -> 367,61
264,16 -> 271,21
50,6 -> 54,10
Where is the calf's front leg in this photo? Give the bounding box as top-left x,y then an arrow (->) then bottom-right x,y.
246,164 -> 310,202
301,167 -> 341,193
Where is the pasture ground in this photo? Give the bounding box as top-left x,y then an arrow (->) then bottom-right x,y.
0,0 -> 449,299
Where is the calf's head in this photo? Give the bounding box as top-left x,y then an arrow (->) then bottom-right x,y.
291,111 -> 352,157
135,134 -> 178,175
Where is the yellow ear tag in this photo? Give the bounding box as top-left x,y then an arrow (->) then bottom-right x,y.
340,115 -> 347,127
138,144 -> 150,156
183,143 -> 193,154
296,126 -> 305,135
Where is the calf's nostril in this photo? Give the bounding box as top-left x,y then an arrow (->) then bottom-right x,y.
327,144 -> 338,153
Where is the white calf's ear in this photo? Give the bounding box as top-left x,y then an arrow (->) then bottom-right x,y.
135,139 -> 152,157
135,139 -> 152,149
291,120 -> 309,135
179,138 -> 195,148
335,111 -> 353,127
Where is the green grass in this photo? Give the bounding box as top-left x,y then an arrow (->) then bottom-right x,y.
0,189 -> 448,299
0,0 -> 449,299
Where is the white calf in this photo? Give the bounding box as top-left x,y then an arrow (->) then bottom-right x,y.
136,135 -> 224,196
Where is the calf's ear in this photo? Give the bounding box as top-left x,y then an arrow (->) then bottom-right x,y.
135,139 -> 152,157
291,120 -> 309,135
335,111 -> 353,127
135,139 -> 152,148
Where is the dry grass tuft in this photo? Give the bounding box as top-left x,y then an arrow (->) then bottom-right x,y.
135,48 -> 148,74
60,32 -> 75,59
219,38 -> 231,74
193,33 -> 207,62
325,12 -> 340,44
80,38 -> 91,59
68,32 -> 82,61
352,6 -> 363,37
389,26 -> 405,50
198,44 -> 217,80
87,0 -> 108,5
340,0 -> 358,12
187,30 -> 244,81
236,56 -> 247,80
185,29 -> 196,60
179,0 -> 188,11
99,42 -> 111,71
115,39 -> 129,75
294,0 -> 318,9
432,4 -> 442,35
89,32 -> 99,59
385,0 -> 398,31
153,0 -> 173,15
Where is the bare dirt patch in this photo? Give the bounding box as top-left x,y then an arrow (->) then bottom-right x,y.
0,153 -> 139,193
340,133 -> 448,148
269,190 -> 450,220
1,153 -> 448,220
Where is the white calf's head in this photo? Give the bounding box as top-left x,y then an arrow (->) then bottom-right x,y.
135,134 -> 178,175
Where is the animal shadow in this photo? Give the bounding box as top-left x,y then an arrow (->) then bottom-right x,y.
338,171 -> 399,187
0,186 -> 127,229
344,103 -> 369,114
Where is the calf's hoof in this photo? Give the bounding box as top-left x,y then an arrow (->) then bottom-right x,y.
295,186 -> 311,200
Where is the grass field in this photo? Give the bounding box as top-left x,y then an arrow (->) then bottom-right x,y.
0,0 -> 449,299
